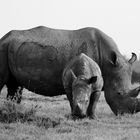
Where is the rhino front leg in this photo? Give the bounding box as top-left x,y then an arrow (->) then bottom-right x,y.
65,88 -> 73,114
87,91 -> 101,119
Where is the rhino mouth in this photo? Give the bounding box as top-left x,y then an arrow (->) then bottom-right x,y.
106,86 -> 140,115
128,86 -> 140,97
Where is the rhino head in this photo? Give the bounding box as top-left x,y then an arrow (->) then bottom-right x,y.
70,70 -> 97,118
102,51 -> 140,115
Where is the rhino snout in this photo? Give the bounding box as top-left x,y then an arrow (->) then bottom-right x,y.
73,99 -> 89,118
73,104 -> 86,118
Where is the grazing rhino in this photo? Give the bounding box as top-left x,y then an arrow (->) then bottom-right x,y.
0,26 -> 140,115
62,53 -> 103,118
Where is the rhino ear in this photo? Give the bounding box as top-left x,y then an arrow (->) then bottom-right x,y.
128,53 -> 137,64
87,76 -> 97,84
110,51 -> 118,66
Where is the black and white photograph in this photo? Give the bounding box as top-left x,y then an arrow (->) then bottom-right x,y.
0,0 -> 140,139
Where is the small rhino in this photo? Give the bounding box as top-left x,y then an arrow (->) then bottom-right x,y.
62,53 -> 103,118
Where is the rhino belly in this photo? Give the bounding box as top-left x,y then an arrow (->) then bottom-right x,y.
8,42 -> 65,96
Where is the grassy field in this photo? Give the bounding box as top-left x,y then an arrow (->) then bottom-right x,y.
0,87 -> 140,140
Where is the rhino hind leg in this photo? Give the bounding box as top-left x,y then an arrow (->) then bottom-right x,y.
87,91 -> 101,119
6,74 -> 23,103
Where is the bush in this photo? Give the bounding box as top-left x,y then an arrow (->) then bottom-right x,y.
0,101 -> 37,123
0,101 -> 60,129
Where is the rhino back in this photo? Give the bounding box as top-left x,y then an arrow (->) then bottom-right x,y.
81,54 -> 103,91
77,54 -> 103,91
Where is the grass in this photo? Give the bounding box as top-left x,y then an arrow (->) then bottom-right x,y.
0,87 -> 140,139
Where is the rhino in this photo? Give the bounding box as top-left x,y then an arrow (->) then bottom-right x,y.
62,53 -> 103,118
0,26 -> 140,115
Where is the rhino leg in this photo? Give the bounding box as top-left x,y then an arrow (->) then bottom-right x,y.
14,86 -> 23,104
6,74 -> 22,103
0,48 -> 10,94
0,78 -> 5,92
7,85 -> 17,100
65,88 -> 73,113
87,91 -> 101,119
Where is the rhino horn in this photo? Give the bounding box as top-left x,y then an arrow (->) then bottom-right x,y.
128,86 -> 140,97
119,96 -> 140,114
108,87 -> 140,115
128,52 -> 137,64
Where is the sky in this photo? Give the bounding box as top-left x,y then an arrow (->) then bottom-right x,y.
0,0 -> 140,58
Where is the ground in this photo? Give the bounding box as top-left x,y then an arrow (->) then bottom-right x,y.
0,87 -> 140,140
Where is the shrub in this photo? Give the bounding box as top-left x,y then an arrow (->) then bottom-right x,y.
0,101 -> 37,123
0,101 -> 60,129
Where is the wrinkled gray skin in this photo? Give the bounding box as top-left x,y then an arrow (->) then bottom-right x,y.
62,53 -> 103,118
0,26 -> 140,116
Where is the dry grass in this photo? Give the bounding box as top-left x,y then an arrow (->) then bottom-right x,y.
0,87 -> 140,140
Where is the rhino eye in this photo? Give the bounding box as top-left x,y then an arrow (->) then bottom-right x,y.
117,92 -> 121,95
117,92 -> 123,96
85,99 -> 89,104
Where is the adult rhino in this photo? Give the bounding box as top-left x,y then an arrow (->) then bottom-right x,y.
0,26 -> 140,115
